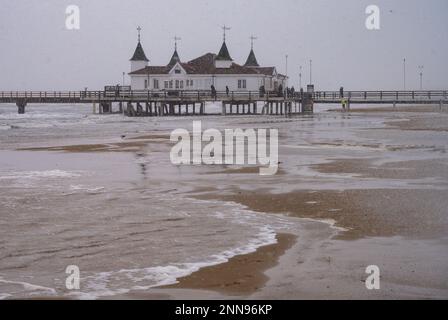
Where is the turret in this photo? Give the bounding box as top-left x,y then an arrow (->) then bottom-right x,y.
130,26 -> 149,72
168,36 -> 181,67
244,36 -> 260,67
215,25 -> 232,68
244,49 -> 259,67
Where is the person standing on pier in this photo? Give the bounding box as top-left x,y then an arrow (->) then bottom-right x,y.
278,84 -> 283,97
115,84 -> 120,98
211,85 -> 217,101
259,85 -> 265,98
226,86 -> 229,97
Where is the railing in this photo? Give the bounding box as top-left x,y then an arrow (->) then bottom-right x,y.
1,90 -> 446,103
0,91 -> 85,99
0,90 -> 284,101
309,90 -> 448,101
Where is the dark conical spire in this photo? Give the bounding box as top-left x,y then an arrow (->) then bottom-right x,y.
216,41 -> 232,61
168,49 -> 181,66
244,48 -> 259,67
168,35 -> 181,66
130,42 -> 149,61
130,26 -> 149,61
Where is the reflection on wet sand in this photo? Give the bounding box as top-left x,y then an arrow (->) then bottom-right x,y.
1,104 -> 448,299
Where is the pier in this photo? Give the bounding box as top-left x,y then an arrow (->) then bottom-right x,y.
0,89 -> 312,116
0,89 -> 446,115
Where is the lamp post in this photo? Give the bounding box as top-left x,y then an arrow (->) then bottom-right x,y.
418,65 -> 424,90
285,54 -> 288,98
403,58 -> 406,90
309,59 -> 313,85
147,68 -> 150,92
122,72 -> 125,86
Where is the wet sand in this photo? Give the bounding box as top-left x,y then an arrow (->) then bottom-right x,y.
18,134 -> 170,153
2,106 -> 448,299
195,188 -> 448,240
328,105 -> 444,113
168,108 -> 448,299
161,233 -> 297,295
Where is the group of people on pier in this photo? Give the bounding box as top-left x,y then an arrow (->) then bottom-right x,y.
208,84 -> 301,100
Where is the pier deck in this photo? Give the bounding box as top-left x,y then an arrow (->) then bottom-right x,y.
0,90 -> 446,115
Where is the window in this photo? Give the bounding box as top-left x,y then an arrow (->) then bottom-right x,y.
238,79 -> 246,89
144,79 -> 148,89
180,80 -> 184,89
243,80 -> 246,89
153,79 -> 159,89
175,69 -> 181,74
164,81 -> 169,89
190,80 -> 194,87
175,80 -> 179,89
169,80 -> 173,89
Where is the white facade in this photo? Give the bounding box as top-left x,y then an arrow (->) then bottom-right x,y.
130,66 -> 287,92
128,41 -> 288,92
130,72 -> 272,92
130,60 -> 148,73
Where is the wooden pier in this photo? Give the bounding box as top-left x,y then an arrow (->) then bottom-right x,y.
313,90 -> 448,104
0,90 -> 310,116
0,89 -> 446,115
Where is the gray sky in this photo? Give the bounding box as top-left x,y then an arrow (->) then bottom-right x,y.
0,0 -> 447,91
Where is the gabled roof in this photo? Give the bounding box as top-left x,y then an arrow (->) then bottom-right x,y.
129,66 -> 169,75
168,62 -> 188,74
168,49 -> 181,66
244,49 -> 260,67
130,52 -> 269,75
130,42 -> 149,61
215,42 -> 232,61
277,73 -> 288,80
255,67 -> 276,76
186,53 -> 259,74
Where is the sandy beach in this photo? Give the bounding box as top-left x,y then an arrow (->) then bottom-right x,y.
1,104 -> 447,300
160,106 -> 448,299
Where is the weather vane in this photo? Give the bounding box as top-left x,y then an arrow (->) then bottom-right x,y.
250,35 -> 257,50
137,26 -> 142,42
173,35 -> 181,51
222,25 -> 231,42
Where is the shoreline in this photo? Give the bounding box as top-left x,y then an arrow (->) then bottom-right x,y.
158,233 -> 297,296
1,108 -> 447,299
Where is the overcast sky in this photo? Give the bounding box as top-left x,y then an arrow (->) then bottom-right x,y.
0,0 -> 447,91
